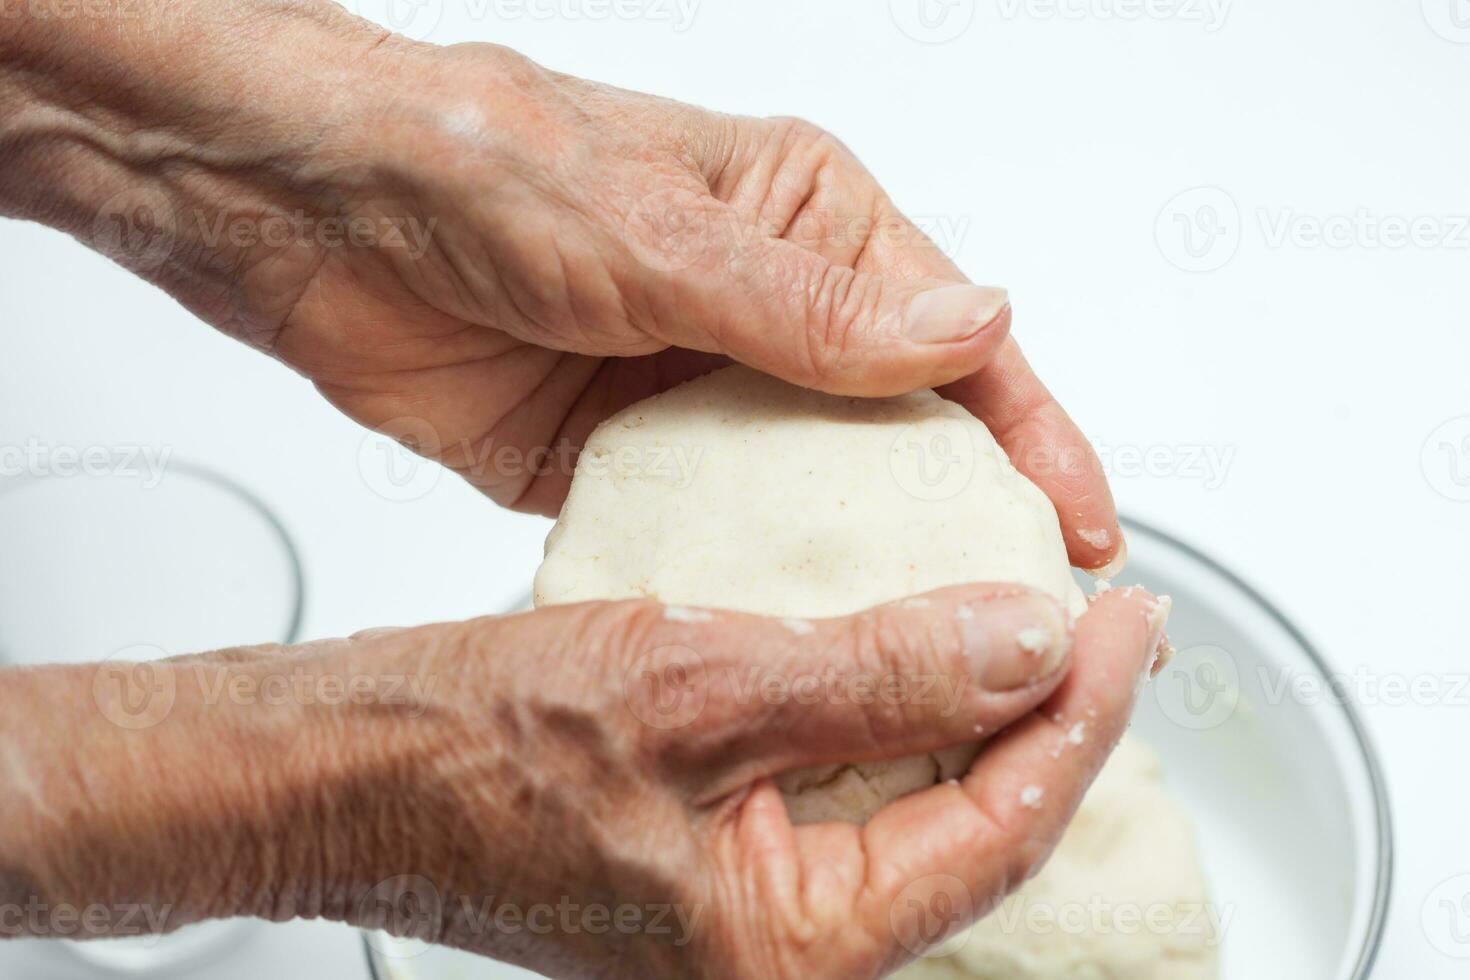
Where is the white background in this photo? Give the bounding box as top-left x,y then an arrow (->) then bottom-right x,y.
2,0 -> 1467,977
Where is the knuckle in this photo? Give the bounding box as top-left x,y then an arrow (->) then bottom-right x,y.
594,598 -> 671,672
841,606 -> 954,735
768,115 -> 827,145
447,42 -> 546,88
617,594 -> 671,632
843,607 -> 892,677
593,601 -> 744,755
768,115 -> 850,164
542,600 -> 666,723
865,602 -> 966,684
625,184 -> 732,278
803,265 -> 882,383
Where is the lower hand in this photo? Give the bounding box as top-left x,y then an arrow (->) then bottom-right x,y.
3,586 -> 1167,978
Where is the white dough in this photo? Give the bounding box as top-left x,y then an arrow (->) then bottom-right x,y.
895,736 -> 1221,980
535,365 -> 1088,823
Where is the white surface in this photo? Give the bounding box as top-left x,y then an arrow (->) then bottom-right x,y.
2,1 -> 1467,977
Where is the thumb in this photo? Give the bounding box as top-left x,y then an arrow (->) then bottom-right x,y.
615,585 -> 1075,800
640,208 -> 1012,396
740,585 -> 1074,784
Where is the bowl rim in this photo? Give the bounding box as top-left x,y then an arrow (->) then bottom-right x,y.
361,516 -> 1394,980
0,457 -> 307,651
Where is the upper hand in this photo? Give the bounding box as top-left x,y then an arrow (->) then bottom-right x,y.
136,24 -> 1122,572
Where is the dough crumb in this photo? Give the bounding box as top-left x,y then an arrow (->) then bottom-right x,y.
1093,578 -> 1113,595
1076,527 -> 1112,550
781,617 -> 816,636
1020,785 -> 1044,809
1016,627 -> 1052,656
973,724 -> 986,735
663,605 -> 714,623
1154,635 -> 1178,673
1067,722 -> 1087,745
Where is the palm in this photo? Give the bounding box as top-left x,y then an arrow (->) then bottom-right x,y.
274,247 -> 725,514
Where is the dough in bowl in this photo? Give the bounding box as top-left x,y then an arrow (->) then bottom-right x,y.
895,736 -> 1221,980
535,364 -> 1089,823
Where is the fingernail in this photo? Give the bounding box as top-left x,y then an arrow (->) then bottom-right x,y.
964,595 -> 1072,691
905,285 -> 1009,344
1085,535 -> 1129,579
1151,633 -> 1177,677
1144,595 -> 1173,657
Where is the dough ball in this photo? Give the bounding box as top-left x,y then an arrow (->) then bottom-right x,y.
535,364 -> 1088,824
895,737 -> 1220,980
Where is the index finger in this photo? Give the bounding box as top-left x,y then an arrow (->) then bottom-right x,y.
857,201 -> 1125,575
939,341 -> 1125,575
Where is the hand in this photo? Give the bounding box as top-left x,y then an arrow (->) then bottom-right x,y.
0,0 -> 1124,573
1,586 -> 1167,978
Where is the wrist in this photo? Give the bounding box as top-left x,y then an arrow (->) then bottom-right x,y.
0,0 -> 405,339
1,0 -> 383,197
0,637 -> 433,935
0,658 -> 283,931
